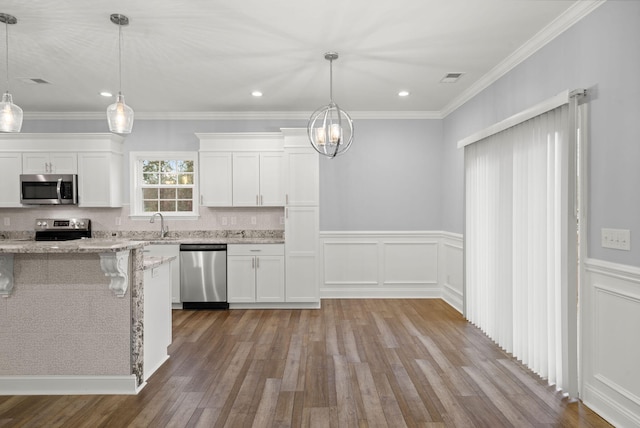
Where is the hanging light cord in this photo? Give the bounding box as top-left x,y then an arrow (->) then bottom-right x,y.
328,57 -> 333,103
118,17 -> 122,94
4,19 -> 9,92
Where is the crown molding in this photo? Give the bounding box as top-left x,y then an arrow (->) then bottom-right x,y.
440,0 -> 606,118
24,110 -> 441,121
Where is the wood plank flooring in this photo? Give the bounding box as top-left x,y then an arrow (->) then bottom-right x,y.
0,299 -> 612,427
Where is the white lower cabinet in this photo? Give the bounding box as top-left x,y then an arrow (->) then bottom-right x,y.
228,244 -> 285,303
144,245 -> 181,304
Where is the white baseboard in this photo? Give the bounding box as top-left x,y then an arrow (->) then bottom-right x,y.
319,231 -> 463,312
229,302 -> 321,310
0,375 -> 141,395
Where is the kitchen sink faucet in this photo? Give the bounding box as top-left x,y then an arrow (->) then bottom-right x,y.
149,212 -> 168,238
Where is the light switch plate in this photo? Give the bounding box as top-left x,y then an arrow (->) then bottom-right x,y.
602,228 -> 631,251
3,217 -> 9,226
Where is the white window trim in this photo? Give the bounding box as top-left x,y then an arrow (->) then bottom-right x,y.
129,151 -> 200,219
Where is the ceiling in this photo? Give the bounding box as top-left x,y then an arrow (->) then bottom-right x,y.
0,1 -> 594,118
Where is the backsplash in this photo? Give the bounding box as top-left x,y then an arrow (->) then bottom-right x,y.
0,205 -> 284,236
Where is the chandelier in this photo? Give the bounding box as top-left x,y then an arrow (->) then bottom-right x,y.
307,52 -> 353,158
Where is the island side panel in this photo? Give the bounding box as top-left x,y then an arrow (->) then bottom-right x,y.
0,253 -> 131,376
130,248 -> 144,386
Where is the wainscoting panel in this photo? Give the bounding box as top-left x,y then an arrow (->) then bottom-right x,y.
582,258 -> 640,428
320,232 -> 463,304
322,241 -> 379,286
441,233 -> 464,312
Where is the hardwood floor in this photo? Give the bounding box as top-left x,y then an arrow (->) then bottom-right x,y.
0,299 -> 612,427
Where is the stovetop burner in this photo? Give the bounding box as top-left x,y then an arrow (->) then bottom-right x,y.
34,218 -> 92,241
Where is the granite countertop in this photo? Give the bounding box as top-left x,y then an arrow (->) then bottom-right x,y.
144,237 -> 285,245
143,255 -> 177,270
0,238 -> 148,254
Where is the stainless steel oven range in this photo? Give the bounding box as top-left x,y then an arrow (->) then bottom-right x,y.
34,218 -> 91,241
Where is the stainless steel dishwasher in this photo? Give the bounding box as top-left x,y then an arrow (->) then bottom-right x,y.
179,244 -> 228,309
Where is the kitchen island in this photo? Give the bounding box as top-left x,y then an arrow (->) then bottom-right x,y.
0,239 -> 172,395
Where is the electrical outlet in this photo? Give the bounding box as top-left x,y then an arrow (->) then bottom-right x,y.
602,228 -> 631,251
221,217 -> 228,226
231,216 -> 237,225
115,217 -> 122,226
3,217 -> 9,226
280,216 -> 285,225
251,216 -> 257,225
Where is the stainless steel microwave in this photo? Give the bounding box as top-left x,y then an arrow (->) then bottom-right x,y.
20,174 -> 78,205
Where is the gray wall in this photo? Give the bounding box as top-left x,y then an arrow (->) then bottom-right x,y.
319,119 -> 443,231
23,118 -> 444,233
440,1 -> 640,267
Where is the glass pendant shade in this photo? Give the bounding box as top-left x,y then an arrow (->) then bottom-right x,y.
0,92 -> 22,132
308,52 -> 354,158
308,102 -> 353,157
107,92 -> 134,134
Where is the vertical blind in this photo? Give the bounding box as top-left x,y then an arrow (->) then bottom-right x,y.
462,92 -> 579,396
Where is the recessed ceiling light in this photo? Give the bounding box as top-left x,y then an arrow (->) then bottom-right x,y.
398,90 -> 410,97
251,91 -> 263,97
100,91 -> 113,97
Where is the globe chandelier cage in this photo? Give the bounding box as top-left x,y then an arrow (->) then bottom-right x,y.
107,13 -> 134,135
0,13 -> 22,133
307,52 -> 353,158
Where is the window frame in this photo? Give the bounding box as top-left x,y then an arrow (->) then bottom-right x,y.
129,151 -> 199,219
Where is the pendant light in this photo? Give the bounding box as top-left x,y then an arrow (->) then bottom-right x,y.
107,13 -> 134,134
307,52 -> 353,158
0,13 -> 22,133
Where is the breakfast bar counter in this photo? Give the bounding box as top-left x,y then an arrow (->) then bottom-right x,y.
0,239 -> 168,395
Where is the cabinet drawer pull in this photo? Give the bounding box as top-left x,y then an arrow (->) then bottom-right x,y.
256,195 -> 259,205
286,194 -> 289,205
256,257 -> 259,268
252,258 -> 255,269
260,195 -> 263,205
250,249 -> 261,252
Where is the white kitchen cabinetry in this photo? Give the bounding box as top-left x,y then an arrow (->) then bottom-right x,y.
199,152 -> 232,206
282,128 -> 320,304
144,244 -> 181,304
0,133 -> 124,208
0,153 -> 22,207
196,132 -> 284,208
232,152 -> 283,207
22,152 -> 77,174
77,152 -> 123,207
143,261 -> 172,380
284,149 -> 319,206
227,244 -> 285,303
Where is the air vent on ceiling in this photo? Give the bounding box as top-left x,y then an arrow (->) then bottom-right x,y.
440,72 -> 464,83
17,77 -> 51,85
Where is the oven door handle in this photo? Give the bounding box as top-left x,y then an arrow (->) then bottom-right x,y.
56,178 -> 62,204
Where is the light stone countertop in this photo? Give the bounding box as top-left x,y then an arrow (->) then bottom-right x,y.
144,237 -> 284,245
143,255 -> 177,270
0,238 -> 148,254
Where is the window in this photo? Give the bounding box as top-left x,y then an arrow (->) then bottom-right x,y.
130,152 -> 198,218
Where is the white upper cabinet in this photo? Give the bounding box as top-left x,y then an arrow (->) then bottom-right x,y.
199,152 -> 232,207
23,152 -> 77,174
196,133 -> 284,208
232,152 -> 283,207
0,153 -> 22,207
284,149 -> 318,206
77,151 -> 123,207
